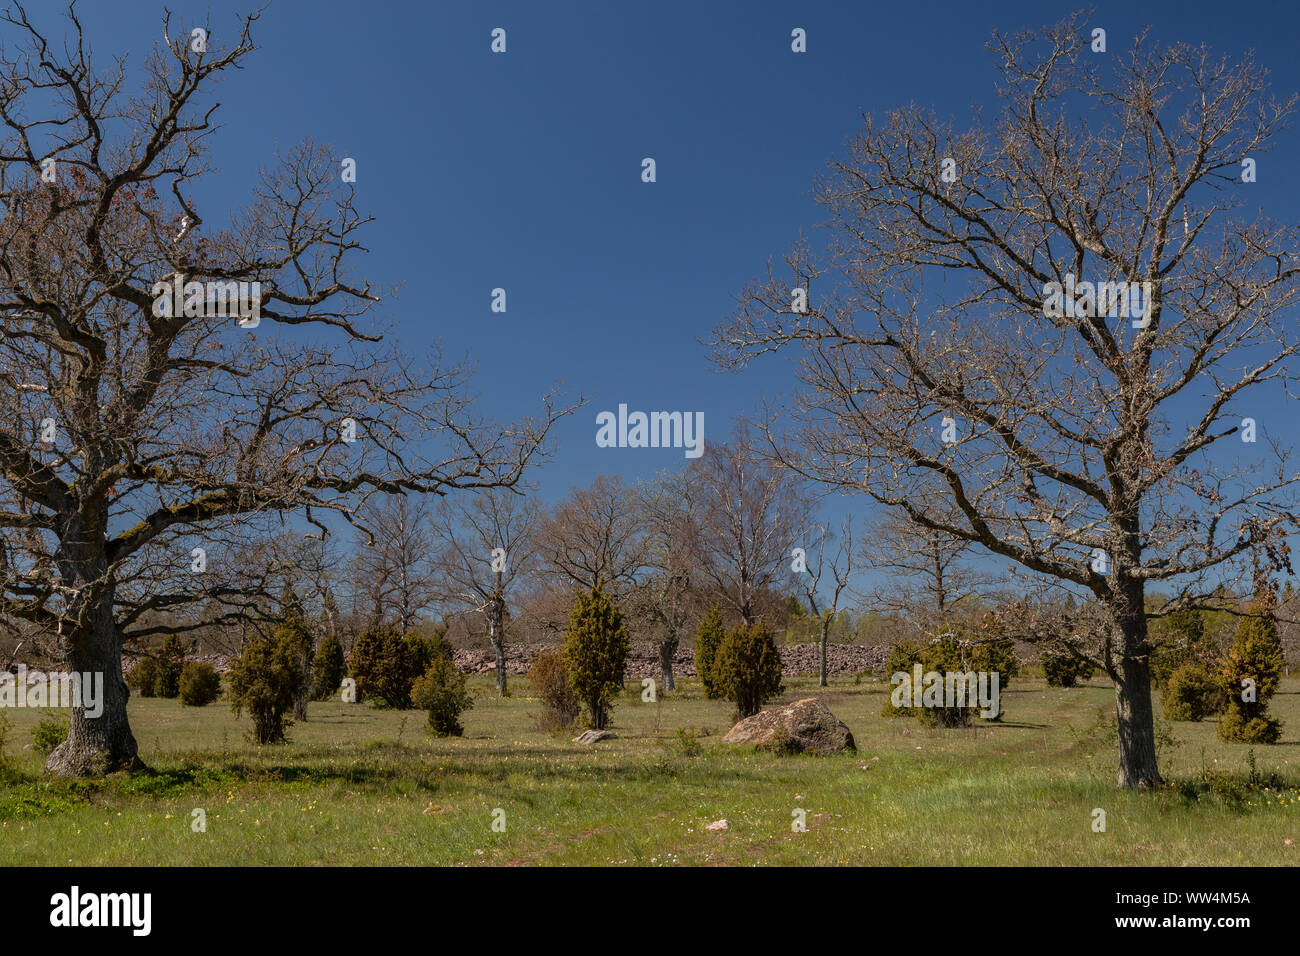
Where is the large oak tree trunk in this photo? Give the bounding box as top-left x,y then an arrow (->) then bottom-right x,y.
1114,653 -> 1162,789
1111,588 -> 1161,789
45,587 -> 142,777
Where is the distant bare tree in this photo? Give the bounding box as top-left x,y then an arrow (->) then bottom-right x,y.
433,488 -> 541,696
539,475 -> 647,594
685,424 -> 812,626
711,15 -> 1300,787
636,472 -> 695,690
796,518 -> 854,687
863,505 -> 986,634
352,495 -> 438,633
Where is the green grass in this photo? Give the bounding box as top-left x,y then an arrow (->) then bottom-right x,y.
1,674 -> 1297,865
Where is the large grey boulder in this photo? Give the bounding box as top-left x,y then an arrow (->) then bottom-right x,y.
573,729 -> 618,744
723,698 -> 855,755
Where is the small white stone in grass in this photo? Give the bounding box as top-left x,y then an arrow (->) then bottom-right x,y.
706,819 -> 730,832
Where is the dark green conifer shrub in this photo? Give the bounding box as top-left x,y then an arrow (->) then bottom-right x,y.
412,642 -> 473,737
130,657 -> 161,698
1217,614 -> 1285,744
179,661 -> 221,706
1042,644 -> 1096,687
228,623 -> 305,744
563,588 -> 630,730
157,634 -> 185,699
694,606 -> 725,699
311,635 -> 346,701
1162,662 -> 1217,721
348,626 -> 426,708
713,621 -> 784,720
32,713 -> 69,756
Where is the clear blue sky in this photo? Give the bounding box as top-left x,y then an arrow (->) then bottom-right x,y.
46,0 -> 1300,586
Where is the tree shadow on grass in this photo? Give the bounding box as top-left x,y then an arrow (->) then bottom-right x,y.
174,743 -> 790,799
0,736 -> 840,823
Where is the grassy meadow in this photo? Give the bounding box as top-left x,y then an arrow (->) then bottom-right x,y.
1,673 -> 1298,866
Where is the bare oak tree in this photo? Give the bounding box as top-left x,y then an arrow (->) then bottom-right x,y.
433,487 -> 540,697
710,16 -> 1300,788
351,494 -> 438,633
685,424 -> 812,626
539,474 -> 647,594
796,517 -> 853,687
863,504 -> 986,634
635,471 -> 695,690
0,7 -> 568,776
